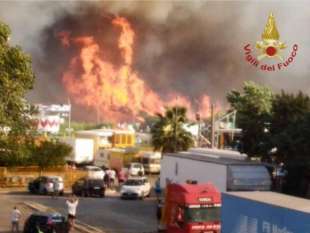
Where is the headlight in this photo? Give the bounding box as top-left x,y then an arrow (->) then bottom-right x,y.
134,188 -> 142,194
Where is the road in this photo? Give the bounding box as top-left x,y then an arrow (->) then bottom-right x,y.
8,191 -> 158,233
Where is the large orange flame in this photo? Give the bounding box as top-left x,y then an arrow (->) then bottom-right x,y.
61,16 -> 213,122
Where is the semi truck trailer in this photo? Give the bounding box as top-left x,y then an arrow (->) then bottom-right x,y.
222,191 -> 310,233
160,148 -> 271,192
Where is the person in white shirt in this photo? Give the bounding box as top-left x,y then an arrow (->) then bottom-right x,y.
11,206 -> 21,233
109,169 -> 116,188
66,195 -> 79,231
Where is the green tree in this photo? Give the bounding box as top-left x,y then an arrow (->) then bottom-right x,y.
227,81 -> 273,157
151,106 -> 194,153
271,91 -> 310,161
0,21 -> 36,164
31,140 -> 72,171
270,92 -> 310,196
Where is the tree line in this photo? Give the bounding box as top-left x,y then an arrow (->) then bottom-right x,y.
0,21 -> 71,169
228,81 -> 310,196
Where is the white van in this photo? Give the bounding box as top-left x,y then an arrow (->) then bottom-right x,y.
141,152 -> 161,174
129,163 -> 145,176
84,166 -> 105,180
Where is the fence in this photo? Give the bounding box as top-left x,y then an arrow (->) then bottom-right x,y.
0,166 -> 87,188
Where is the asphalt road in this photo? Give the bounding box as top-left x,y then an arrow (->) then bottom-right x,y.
9,190 -> 158,233
10,194 -> 157,233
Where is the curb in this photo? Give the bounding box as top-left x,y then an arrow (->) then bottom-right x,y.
23,201 -> 104,233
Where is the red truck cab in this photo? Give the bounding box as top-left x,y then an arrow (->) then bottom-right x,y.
159,182 -> 221,233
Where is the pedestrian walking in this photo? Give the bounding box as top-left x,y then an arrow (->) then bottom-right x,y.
155,178 -> 162,200
66,195 -> 79,232
11,206 -> 21,233
104,172 -> 110,189
109,169 -> 117,189
52,180 -> 60,199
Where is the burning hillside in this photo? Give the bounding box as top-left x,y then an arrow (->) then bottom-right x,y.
59,15 -> 213,122
2,2 -> 306,123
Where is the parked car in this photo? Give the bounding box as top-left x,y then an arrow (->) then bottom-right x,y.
128,163 -> 145,176
83,166 -> 105,180
120,177 -> 151,199
23,212 -> 67,233
28,176 -> 64,195
72,178 -> 106,197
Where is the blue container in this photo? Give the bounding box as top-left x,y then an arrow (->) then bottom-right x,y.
222,192 -> 310,233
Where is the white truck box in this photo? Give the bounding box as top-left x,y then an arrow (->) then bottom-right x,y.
62,137 -> 95,164
160,148 -> 271,192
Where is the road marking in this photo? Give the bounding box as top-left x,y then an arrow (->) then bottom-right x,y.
23,201 -> 104,233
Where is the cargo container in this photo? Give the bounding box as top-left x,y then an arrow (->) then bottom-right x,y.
63,137 -> 95,164
160,148 -> 271,192
222,192 -> 310,233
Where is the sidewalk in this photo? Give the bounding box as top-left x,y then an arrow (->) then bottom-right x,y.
0,187 -> 119,195
0,194 -> 32,233
0,187 -> 27,194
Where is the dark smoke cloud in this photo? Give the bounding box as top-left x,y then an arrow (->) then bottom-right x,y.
0,1 -> 310,121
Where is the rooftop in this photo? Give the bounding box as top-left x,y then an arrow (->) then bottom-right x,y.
165,148 -> 264,166
76,128 -> 135,136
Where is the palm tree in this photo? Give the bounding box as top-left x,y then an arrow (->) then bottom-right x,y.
151,106 -> 194,153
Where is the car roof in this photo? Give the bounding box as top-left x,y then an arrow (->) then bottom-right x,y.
127,176 -> 147,180
84,178 -> 104,181
85,165 -> 101,168
48,176 -> 63,179
30,211 -> 63,218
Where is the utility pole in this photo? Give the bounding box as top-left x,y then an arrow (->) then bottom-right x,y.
96,105 -> 100,125
66,98 -> 73,138
174,105 -> 178,152
196,113 -> 201,147
68,99 -> 71,132
211,103 -> 215,148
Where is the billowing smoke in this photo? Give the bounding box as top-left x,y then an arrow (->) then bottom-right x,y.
0,1 -> 309,122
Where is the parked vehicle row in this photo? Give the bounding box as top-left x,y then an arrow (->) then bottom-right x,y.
27,161 -> 155,201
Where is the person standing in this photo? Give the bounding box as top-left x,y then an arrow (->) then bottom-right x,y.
66,195 -> 79,232
52,180 -> 60,199
11,206 -> 21,233
155,178 -> 162,200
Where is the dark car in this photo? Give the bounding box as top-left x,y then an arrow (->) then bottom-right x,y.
28,176 -> 64,195
72,178 -> 106,197
23,212 -> 67,233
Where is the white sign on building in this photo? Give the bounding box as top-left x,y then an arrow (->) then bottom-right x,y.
37,115 -> 61,134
